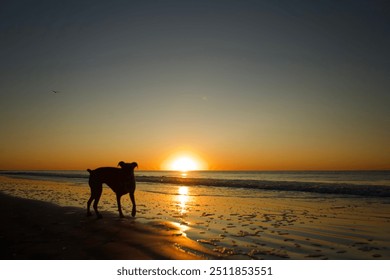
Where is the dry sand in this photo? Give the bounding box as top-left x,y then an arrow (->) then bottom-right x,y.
0,175 -> 389,260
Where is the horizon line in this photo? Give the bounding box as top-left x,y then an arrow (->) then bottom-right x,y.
1,168 -> 389,172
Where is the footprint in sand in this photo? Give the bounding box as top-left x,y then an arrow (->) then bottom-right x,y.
201,212 -> 214,217
305,254 -> 325,258
197,239 -> 217,246
358,246 -> 380,252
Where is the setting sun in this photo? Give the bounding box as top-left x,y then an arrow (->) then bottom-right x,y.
161,151 -> 208,171
170,157 -> 198,172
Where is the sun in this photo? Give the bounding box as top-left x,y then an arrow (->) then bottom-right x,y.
161,151 -> 208,171
170,156 -> 198,172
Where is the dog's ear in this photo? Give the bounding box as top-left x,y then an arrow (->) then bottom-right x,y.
118,161 -> 125,167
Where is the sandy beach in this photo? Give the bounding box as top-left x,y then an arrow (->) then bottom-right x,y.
0,176 -> 215,260
0,175 -> 389,260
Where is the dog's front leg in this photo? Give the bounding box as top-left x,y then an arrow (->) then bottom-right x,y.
130,191 -> 136,217
116,194 -> 125,218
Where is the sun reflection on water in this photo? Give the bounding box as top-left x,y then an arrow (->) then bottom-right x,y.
174,186 -> 191,235
178,186 -> 189,215
178,186 -> 188,196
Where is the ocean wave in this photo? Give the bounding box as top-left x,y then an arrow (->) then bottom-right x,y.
0,171 -> 88,181
1,171 -> 389,197
136,176 -> 390,197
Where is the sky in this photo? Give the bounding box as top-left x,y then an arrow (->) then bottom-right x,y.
0,0 -> 389,170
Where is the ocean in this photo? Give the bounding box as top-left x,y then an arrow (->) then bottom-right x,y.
1,170 -> 390,259
1,170 -> 389,197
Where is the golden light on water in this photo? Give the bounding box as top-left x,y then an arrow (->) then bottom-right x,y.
178,186 -> 189,215
175,186 -> 190,236
178,186 -> 189,196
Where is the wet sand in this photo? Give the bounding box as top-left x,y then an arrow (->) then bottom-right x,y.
0,177 -> 215,260
0,175 -> 389,259
0,193 -> 216,260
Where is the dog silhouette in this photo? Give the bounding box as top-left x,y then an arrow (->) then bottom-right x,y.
87,161 -> 138,219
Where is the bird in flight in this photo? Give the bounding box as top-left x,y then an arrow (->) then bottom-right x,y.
52,90 -> 60,93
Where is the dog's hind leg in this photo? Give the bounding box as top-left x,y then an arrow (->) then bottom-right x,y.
87,177 -> 96,217
92,184 -> 103,219
87,169 -> 102,218
87,195 -> 94,217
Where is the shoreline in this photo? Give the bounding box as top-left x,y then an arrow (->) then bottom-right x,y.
1,175 -> 389,260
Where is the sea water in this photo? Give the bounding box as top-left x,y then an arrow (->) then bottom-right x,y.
1,170 -> 389,197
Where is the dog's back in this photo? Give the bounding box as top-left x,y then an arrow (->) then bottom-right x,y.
88,167 -> 124,183
87,167 -> 129,194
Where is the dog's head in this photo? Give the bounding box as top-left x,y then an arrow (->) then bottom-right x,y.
118,161 -> 138,171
